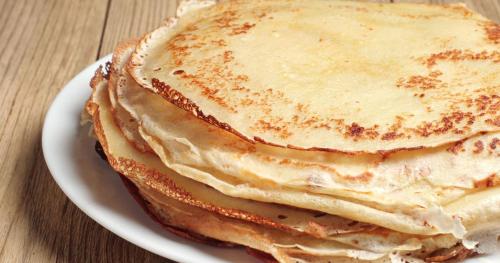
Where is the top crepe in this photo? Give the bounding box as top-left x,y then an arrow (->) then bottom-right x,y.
128,0 -> 500,153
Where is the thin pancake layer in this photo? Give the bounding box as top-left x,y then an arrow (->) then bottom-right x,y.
120,41 -> 498,236
121,65 -> 500,206
106,41 -> 390,239
142,192 -> 473,262
88,63 -> 462,261
93,55 -> 460,255
108,39 -> 152,153
129,0 -> 500,153
90,70 -> 370,239
87,42 -> 500,262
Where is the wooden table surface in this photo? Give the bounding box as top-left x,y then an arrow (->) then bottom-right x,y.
0,0 -> 499,262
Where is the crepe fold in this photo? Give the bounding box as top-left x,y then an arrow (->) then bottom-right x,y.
83,1 -> 500,262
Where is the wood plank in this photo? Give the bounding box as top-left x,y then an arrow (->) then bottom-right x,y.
99,0 -> 181,58
0,0 -> 114,262
393,0 -> 500,22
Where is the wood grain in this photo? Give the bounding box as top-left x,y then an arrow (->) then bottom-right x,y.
99,0 -> 180,57
0,0 -> 170,262
0,0 -> 498,262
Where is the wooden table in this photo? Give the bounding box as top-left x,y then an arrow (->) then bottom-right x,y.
0,0 -> 498,262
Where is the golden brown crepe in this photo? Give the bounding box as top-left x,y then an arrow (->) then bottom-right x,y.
85,66 -> 462,262
82,1 -> 500,262
129,0 -> 500,153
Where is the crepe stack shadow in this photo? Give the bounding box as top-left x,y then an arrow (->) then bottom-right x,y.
82,1 -> 500,262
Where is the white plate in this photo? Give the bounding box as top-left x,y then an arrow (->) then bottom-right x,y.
43,55 -> 499,263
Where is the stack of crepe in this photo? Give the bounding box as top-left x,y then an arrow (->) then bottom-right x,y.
83,0 -> 500,262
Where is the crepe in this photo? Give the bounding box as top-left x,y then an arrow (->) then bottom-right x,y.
129,0 -> 500,153
121,48 -> 500,234
121,0 -> 500,237
82,0 -> 500,262
86,60 -> 465,262
108,39 -> 152,153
